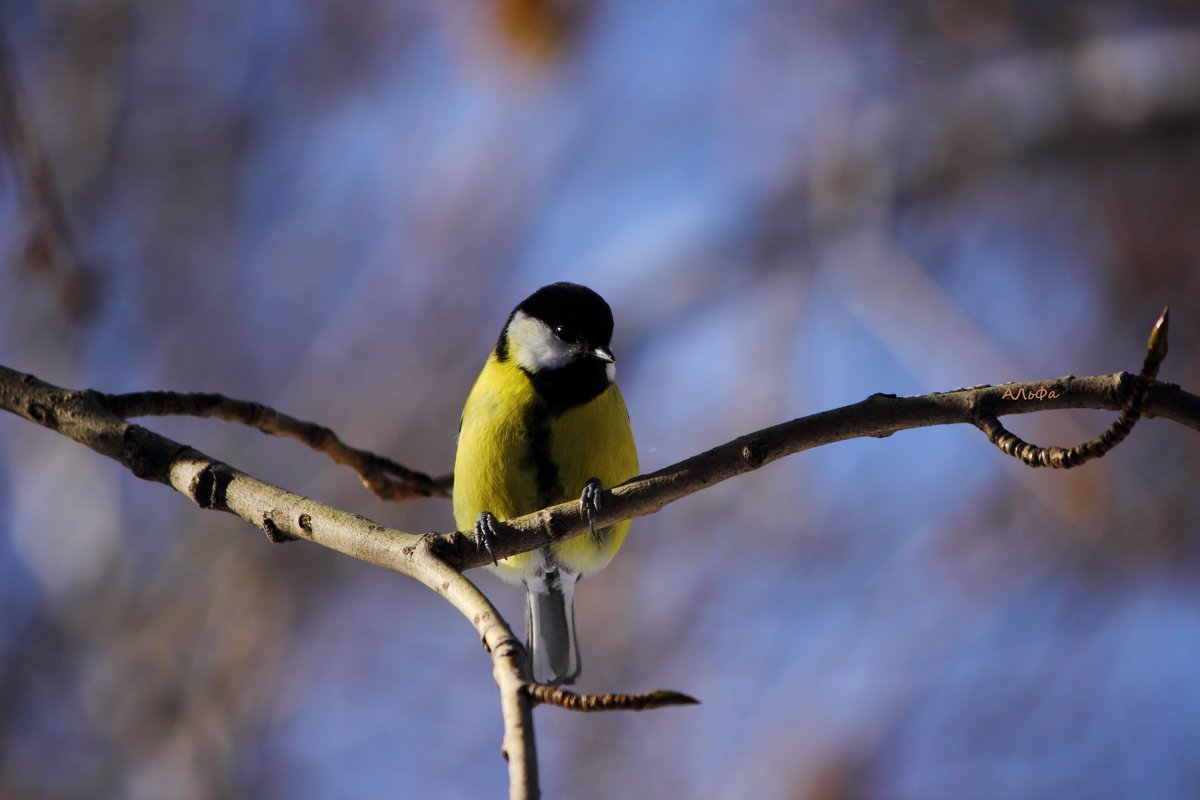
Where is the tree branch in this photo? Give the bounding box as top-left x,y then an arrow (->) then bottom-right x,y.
430,374 -> 1199,573
526,684 -> 699,712
99,390 -> 451,501
0,366 -> 538,799
975,307 -> 1170,468
1,310 -> 1196,799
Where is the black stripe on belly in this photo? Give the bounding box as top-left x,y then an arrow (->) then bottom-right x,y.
519,360 -> 610,508
523,403 -> 562,507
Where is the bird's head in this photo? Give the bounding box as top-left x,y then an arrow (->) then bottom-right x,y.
498,282 -> 617,385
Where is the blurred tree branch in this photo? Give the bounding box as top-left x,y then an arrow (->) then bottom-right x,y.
0,310 -> 1196,799
787,30 -> 1200,236
0,19 -> 93,317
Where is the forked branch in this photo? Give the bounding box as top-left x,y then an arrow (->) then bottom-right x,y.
1,308 -> 1196,800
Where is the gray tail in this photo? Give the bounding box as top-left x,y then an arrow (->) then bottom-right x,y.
524,566 -> 580,685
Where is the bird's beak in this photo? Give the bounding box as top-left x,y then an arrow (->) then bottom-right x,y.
593,346 -> 615,363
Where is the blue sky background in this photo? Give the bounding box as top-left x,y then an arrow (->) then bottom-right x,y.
2,1 -> 1200,797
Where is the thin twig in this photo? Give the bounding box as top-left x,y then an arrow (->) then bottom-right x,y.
975,306 -> 1170,468
526,684 -> 699,712
100,391 -> 450,500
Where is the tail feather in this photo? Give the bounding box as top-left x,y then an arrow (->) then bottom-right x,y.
524,566 -> 580,685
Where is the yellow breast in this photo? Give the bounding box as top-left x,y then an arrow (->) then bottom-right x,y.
453,354 -> 638,581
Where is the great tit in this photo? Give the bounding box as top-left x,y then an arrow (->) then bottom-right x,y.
453,282 -> 638,685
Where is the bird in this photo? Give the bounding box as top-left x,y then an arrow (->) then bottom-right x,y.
453,282 -> 638,685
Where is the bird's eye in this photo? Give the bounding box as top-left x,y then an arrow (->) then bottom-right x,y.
553,325 -> 567,339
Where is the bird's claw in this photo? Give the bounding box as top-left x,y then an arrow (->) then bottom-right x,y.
579,477 -> 603,536
474,511 -> 501,566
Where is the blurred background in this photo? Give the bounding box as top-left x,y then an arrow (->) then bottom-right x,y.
2,1 -> 1200,798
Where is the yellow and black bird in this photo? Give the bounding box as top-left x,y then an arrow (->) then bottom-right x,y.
453,282 -> 638,685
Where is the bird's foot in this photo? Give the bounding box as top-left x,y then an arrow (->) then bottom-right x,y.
579,477 -> 603,536
474,511 -> 501,566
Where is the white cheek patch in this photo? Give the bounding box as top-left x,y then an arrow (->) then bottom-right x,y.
605,361 -> 616,383
508,311 -> 574,371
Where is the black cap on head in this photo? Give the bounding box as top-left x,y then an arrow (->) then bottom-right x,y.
513,282 -> 614,349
